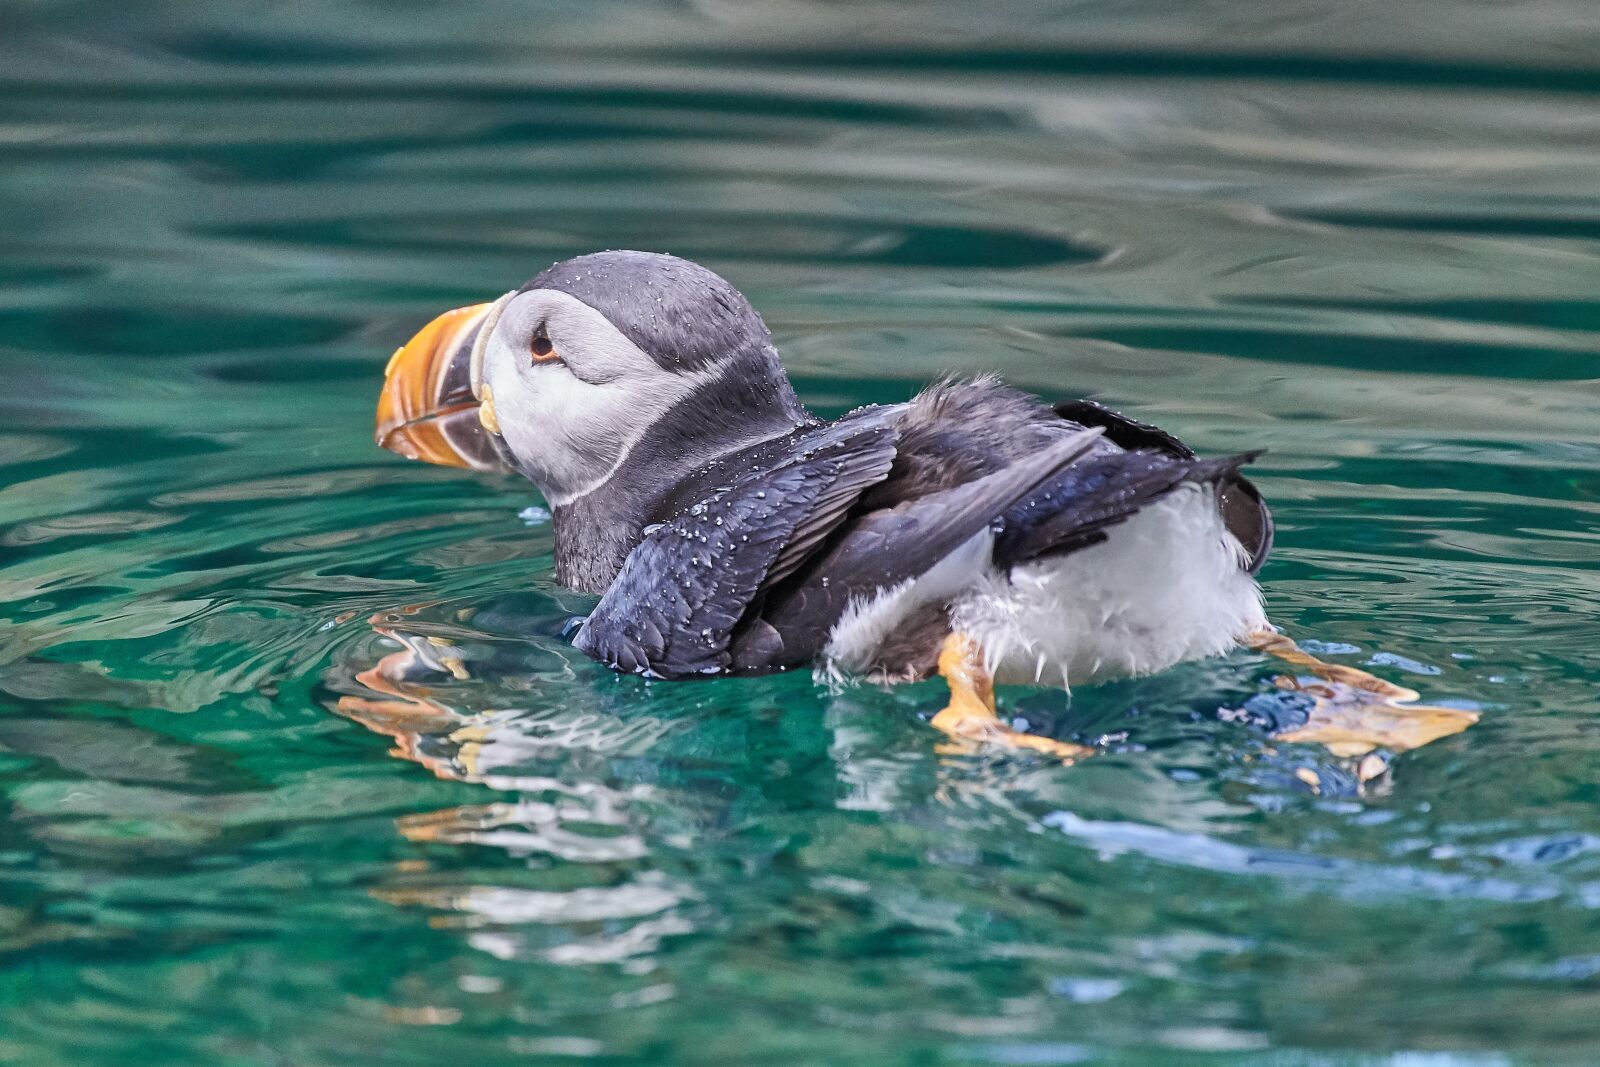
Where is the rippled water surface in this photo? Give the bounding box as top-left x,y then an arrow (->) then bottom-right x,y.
4,2 -> 1600,1063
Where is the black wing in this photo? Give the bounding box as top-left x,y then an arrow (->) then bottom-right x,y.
991,449 -> 1262,567
751,427 -> 1107,667
572,421 -> 897,679
1053,399 -> 1273,574
1052,399 -> 1195,459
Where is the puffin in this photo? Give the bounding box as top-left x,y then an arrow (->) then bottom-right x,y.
373,250 -> 1473,762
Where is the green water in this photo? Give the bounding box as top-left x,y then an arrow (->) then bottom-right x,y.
3,2 -> 1600,1063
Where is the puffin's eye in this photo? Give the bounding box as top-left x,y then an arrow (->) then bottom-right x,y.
530,334 -> 558,363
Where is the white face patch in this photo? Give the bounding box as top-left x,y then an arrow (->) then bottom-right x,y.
479,289 -> 727,506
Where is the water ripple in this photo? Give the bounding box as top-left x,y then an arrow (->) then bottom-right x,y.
4,2 -> 1600,1061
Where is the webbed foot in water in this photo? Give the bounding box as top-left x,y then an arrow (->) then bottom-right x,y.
1247,629 -> 1479,761
929,633 -> 1094,760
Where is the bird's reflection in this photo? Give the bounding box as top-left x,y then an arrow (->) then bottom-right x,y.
327,599 -> 702,969
328,595 -> 1481,975
332,601 -> 692,782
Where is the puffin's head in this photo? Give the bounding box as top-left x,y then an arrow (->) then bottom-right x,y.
375,251 -> 804,506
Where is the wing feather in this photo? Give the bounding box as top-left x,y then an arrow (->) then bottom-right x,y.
572,422 -> 896,678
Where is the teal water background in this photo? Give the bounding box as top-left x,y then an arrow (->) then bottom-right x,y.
3,2 -> 1600,1063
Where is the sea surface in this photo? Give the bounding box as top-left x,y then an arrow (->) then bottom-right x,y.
2,2 -> 1600,1064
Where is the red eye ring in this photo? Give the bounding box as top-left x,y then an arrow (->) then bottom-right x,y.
530,335 -> 557,362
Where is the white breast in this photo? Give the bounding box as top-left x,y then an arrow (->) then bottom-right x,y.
822,484 -> 1266,688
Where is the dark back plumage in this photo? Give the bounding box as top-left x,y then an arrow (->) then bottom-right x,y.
569,377 -> 1272,679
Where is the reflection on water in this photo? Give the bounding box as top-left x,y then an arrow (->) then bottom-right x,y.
3,0 -> 1600,1062
324,599 -> 1519,1013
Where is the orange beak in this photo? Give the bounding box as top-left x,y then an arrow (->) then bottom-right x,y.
375,302 -> 513,473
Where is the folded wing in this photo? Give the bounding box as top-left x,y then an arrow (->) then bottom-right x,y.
573,419 -> 897,678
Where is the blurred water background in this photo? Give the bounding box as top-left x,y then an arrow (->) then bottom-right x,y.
2,1 -> 1600,1063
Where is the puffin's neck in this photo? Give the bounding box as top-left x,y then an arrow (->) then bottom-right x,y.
549,358 -> 814,593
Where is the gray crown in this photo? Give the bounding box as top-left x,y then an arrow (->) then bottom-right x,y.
521,250 -> 772,373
